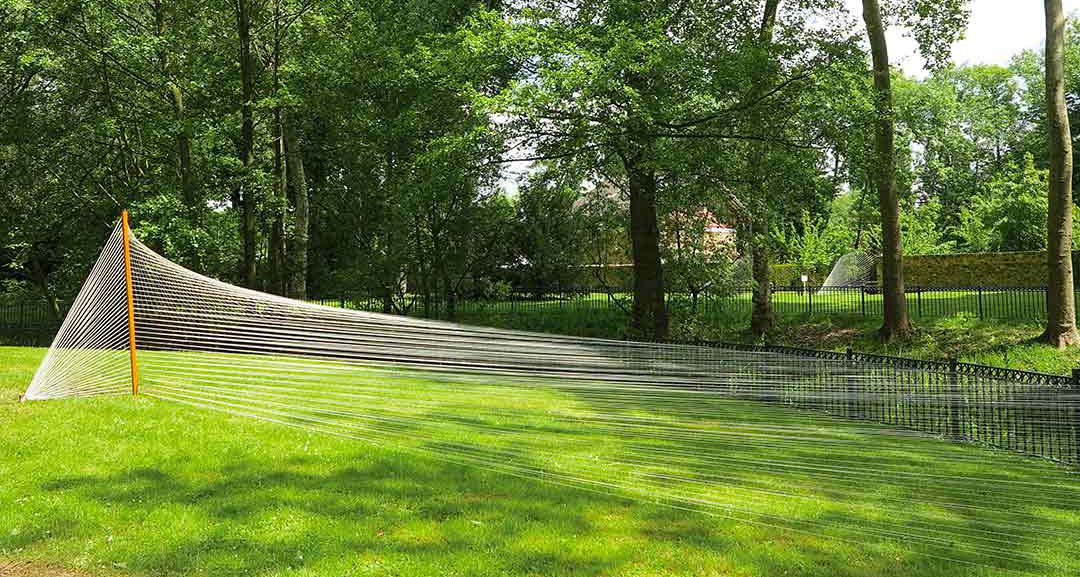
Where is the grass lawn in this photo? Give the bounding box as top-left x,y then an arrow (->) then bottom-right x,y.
712,314 -> 1080,375
3,346 -> 1079,576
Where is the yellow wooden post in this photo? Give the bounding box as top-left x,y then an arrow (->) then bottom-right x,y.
121,210 -> 140,396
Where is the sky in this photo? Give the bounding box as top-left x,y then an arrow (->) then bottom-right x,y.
849,0 -> 1080,78
498,1 -> 1080,194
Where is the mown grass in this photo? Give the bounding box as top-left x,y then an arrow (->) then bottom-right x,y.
3,346 -> 1079,576
704,314 -> 1080,375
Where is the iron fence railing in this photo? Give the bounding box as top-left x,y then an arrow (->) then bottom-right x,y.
309,284 -> 1065,323
307,290 -> 1080,466
1,284 -> 1068,331
697,341 -> 1080,467
0,301 -> 58,328
304,291 -> 1080,467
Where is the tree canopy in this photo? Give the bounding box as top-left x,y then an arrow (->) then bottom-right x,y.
1,0 -> 1076,340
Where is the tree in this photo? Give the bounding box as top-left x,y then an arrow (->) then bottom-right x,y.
891,66 -> 1018,241
862,0 -> 910,341
285,121 -> 308,299
860,0 -> 968,342
952,155 -> 1057,253
746,0 -> 781,338
1043,0 -> 1079,347
234,0 -> 258,288
486,0 -> 854,339
0,0 -> 242,307
514,165 -> 588,290
1012,19 -> 1080,195
775,211 -> 856,275
0,0 -> 521,313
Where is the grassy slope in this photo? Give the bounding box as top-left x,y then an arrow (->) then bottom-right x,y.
2,347 -> 1079,576
715,315 -> 1080,375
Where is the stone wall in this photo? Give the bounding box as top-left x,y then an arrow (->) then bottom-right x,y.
886,251 -> 1080,288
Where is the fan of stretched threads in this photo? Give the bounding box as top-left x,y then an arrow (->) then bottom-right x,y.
819,251 -> 877,291
24,220 -> 1080,574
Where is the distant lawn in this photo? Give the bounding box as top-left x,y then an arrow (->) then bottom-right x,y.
710,314 -> 1080,375
10,289 -> 1075,373
347,291 -> 1080,375
3,346 -> 1079,576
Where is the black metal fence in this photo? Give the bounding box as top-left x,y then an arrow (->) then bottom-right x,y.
0,302 -> 60,345
0,301 -> 57,327
309,284 -> 1061,324
0,284 -> 1065,333
700,342 -> 1080,467
307,290 -> 1080,466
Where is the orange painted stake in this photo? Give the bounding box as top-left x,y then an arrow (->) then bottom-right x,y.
121,210 -> 140,396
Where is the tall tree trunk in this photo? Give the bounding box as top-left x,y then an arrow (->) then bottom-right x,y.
862,0 -> 911,342
269,110 -> 286,294
268,0 -> 286,295
28,260 -> 61,323
172,84 -> 194,206
1043,0 -> 1079,347
153,0 -> 194,207
286,124 -> 308,300
747,0 -> 780,339
625,152 -> 668,339
749,220 -> 774,338
236,0 -> 257,288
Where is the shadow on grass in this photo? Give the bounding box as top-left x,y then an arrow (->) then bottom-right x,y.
25,456 -> 615,575
558,381 -> 1080,577
16,437 -> 1053,577
6,351 -> 1077,576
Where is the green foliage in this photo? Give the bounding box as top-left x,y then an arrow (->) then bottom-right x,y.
955,206 -> 993,253
981,156 -> 1050,252
662,211 -> 745,297
513,165 -> 588,288
952,154 -> 1074,253
132,195 -> 240,280
900,198 -> 954,255
890,63 -> 1025,245
890,0 -> 971,71
774,210 -> 855,274
0,0 -> 1067,339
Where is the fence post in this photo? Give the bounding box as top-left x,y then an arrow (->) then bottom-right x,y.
846,347 -> 855,417
340,296 -> 346,309
916,287 -> 922,318
808,289 -> 813,315
948,358 -> 962,439
860,289 -> 866,316
1072,369 -> 1080,465
977,287 -> 984,318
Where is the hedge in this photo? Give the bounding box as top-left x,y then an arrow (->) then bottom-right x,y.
770,264 -> 827,287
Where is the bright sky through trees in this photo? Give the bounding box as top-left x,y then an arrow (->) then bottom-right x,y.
499,1 -> 1080,194
859,0 -> 1080,76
